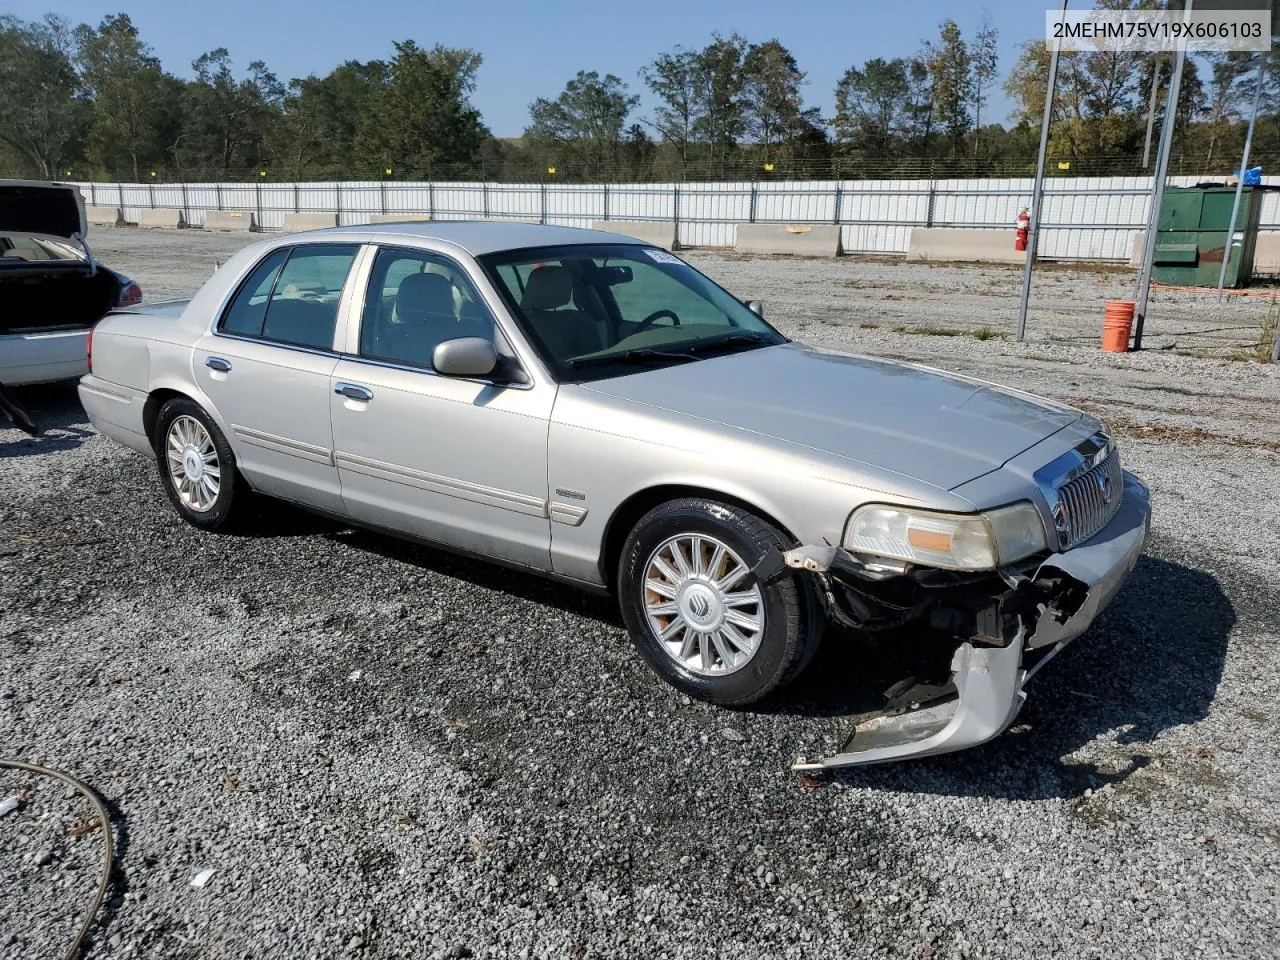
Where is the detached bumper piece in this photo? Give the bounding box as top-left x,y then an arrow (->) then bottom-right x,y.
789,473 -> 1150,771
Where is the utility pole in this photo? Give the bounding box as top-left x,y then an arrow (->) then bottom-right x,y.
1016,0 -> 1067,342
1132,0 -> 1194,351
1216,55 -> 1267,301
1141,54 -> 1163,169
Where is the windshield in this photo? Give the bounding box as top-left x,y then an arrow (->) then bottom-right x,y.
479,243 -> 786,381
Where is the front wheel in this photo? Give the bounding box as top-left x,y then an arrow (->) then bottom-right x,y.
154,397 -> 247,531
617,498 -> 822,706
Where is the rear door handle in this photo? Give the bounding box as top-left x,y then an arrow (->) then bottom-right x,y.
205,357 -> 231,372
334,383 -> 373,402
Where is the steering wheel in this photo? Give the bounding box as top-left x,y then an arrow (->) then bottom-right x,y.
634,308 -> 681,334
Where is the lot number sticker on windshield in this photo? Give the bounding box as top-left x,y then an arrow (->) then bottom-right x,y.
644,248 -> 683,265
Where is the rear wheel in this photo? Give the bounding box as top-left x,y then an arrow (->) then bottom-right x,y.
617,498 -> 822,705
153,397 -> 246,531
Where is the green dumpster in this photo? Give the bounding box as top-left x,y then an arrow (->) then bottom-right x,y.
1150,185 -> 1267,288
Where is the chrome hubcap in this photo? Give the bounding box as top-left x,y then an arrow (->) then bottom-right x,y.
166,415 -> 220,513
642,533 -> 764,676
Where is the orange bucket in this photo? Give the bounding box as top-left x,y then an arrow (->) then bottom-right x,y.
1101,300 -> 1134,353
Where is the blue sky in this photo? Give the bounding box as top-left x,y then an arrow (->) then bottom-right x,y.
12,0 -> 1050,136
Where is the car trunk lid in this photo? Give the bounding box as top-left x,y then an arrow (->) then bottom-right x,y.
0,180 -> 87,241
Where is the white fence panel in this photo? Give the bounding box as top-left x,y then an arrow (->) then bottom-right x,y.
488,184 -> 543,221
608,184 -> 675,225
430,182 -> 485,220
839,180 -> 928,254
545,184 -> 601,226
72,174 -> 1280,260
679,183 -> 749,247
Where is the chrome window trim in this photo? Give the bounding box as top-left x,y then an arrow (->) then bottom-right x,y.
210,330 -> 340,360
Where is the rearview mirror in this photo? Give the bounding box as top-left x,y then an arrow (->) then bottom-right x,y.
599,265 -> 632,285
433,337 -> 497,378
745,300 -> 764,319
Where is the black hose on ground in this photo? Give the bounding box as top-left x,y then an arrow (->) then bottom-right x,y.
0,759 -> 113,960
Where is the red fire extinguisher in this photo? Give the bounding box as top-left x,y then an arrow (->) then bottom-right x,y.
1014,208 -> 1030,252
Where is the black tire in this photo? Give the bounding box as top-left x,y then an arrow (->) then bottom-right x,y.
153,397 -> 247,531
617,498 -> 823,706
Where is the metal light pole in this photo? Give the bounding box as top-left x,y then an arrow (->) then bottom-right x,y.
1016,0 -> 1067,342
1216,55 -> 1268,301
1141,54 -> 1163,168
1132,0 -> 1194,351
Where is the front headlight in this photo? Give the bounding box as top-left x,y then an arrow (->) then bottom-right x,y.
843,501 -> 1047,571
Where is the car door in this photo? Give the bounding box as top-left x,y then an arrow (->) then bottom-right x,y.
329,244 -> 555,571
193,242 -> 364,514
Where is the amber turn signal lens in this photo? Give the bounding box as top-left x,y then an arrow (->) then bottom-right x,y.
907,528 -> 953,553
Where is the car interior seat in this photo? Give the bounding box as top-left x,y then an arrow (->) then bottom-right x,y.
519,265 -> 604,359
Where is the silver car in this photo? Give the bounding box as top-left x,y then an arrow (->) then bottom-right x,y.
1,180 -> 142,386
78,222 -> 1150,770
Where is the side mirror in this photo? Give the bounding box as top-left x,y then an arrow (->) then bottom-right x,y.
745,300 -> 764,319
433,337 -> 497,378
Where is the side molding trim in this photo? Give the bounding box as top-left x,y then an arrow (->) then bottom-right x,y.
233,424 -> 334,465
335,449 -> 548,518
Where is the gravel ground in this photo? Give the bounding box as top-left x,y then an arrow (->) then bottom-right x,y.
2,227 -> 1278,959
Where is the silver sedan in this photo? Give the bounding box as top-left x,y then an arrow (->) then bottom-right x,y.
78,222 -> 1149,769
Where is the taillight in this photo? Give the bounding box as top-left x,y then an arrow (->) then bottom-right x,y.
119,281 -> 142,307
87,325 -> 93,374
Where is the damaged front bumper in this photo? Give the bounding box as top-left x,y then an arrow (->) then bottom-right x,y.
789,472 -> 1150,772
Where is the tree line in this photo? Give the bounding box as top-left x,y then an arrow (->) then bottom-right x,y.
1,7 -> 1277,184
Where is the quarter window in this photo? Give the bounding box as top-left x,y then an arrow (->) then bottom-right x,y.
359,247 -> 495,369
220,248 -> 288,337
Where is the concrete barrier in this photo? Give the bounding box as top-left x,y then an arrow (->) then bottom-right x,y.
734,223 -> 841,257
369,213 -> 430,223
137,208 -> 184,229
1129,232 -> 1147,268
283,212 -> 339,232
591,220 -> 679,251
86,206 -> 122,227
906,227 -> 1021,264
203,210 -> 256,232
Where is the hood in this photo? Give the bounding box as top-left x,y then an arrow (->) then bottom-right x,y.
581,342 -> 1080,491
0,180 -> 87,241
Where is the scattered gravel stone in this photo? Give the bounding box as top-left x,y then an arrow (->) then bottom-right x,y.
1,230 -> 1276,958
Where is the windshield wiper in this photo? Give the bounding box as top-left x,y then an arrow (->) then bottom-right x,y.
683,331 -> 772,355
568,348 -> 698,370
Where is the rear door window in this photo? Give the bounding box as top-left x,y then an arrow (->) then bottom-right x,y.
260,245 -> 360,350
219,244 -> 359,349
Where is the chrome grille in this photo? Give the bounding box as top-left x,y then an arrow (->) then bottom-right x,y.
1052,447 -> 1123,548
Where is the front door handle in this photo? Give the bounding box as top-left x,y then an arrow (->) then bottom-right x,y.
334,383 -> 373,402
205,356 -> 231,372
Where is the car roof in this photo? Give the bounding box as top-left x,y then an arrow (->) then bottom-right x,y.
312,220 -> 648,256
